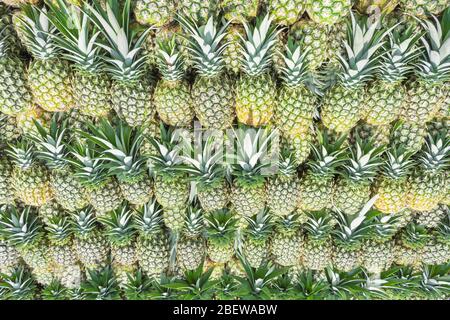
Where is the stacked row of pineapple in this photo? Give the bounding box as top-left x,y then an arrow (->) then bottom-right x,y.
0,0 -> 449,300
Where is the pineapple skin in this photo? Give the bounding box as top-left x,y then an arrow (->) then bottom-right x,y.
176,237 -> 205,271
306,0 -> 352,25
270,231 -> 303,267
220,0 -> 259,23
154,176 -> 190,209
207,241 -> 234,264
266,176 -> 300,216
74,232 -> 109,270
231,184 -> 266,218
408,173 -> 447,212
374,177 -> 409,214
223,24 -> 243,75
365,81 -> 405,126
243,239 -> 268,268
86,178 -> 123,217
134,0 -> 176,27
0,158 -> 15,205
73,71 -> 112,118
298,174 -> 333,212
198,183 -> 230,213
12,164 -> 53,207
136,235 -> 170,278
50,170 -> 89,212
269,0 -> 307,26
303,240 -> 332,271
119,175 -> 153,207
361,240 -> 395,274
333,180 -> 371,215
332,245 -> 361,272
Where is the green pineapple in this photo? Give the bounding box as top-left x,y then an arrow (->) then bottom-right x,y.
6,140 -> 53,207
352,122 -> 391,148
275,38 -> 319,137
355,0 -> 400,14
0,233 -> 20,276
179,15 -> 235,130
134,0 -> 176,27
415,204 -> 448,229
14,104 -> 51,137
0,156 -> 15,206
333,138 -> 384,215
223,24 -> 244,75
230,128 -> 277,219
321,14 -> 388,133
390,120 -> 427,154
205,209 -> 237,264
266,149 -> 300,216
99,206 -> 137,287
374,146 -> 414,214
270,214 -> 303,267
46,0 -> 113,118
85,120 -> 153,206
235,14 -> 280,127
302,211 -> 334,271
365,28 -> 421,126
154,37 -> 194,127
31,118 -> 89,212
242,209 -> 273,268
394,223 -> 429,267
0,113 -> 20,146
306,0 -> 352,25
148,125 -> 190,209
68,141 -> 122,216
401,10 -> 450,125
176,206 -> 206,271
134,198 -> 170,278
46,215 -> 78,269
15,5 -> 74,113
177,0 -> 219,24
181,135 -> 229,213
71,207 -> 109,270
0,23 -> 32,116
86,0 -> 154,127
268,0 -> 307,26
220,0 -> 259,23
297,131 -> 346,212
399,0 -> 450,17
408,134 -> 450,211
421,218 -> 450,265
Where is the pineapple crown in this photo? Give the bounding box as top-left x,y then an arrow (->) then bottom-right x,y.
229,127 -> 277,188
181,135 -> 226,190
379,27 -> 422,83
29,117 -> 69,171
415,9 -> 450,83
239,14 -> 280,76
0,206 -> 43,248
70,206 -> 98,238
275,149 -> 298,179
15,5 -> 59,60
45,215 -> 73,246
400,223 -> 430,249
0,26 -> 11,57
41,279 -> 68,300
416,134 -> 450,173
381,146 -> 414,179
46,0 -> 104,73
82,120 -> 148,183
67,140 -> 109,186
98,205 -> 136,246
369,213 -> 399,242
178,15 -> 229,77
341,138 -> 385,182
279,37 -> 314,88
205,209 -> 237,245
6,140 -> 36,170
182,206 -> 204,238
147,124 -> 186,180
436,211 -> 450,245
304,211 -> 334,243
156,36 -> 185,81
243,208 -> 273,242
82,265 -> 120,300
337,13 -> 389,88
333,205 -> 372,249
134,197 -> 165,238
84,0 -> 151,81
0,267 -> 36,300
274,213 -> 301,235
308,131 -> 347,177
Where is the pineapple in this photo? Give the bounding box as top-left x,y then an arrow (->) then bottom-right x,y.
394,223 -> 429,267
134,198 -> 170,278
321,14 -> 388,133
99,206 -> 137,286
401,10 -> 450,125
229,128 -> 277,219
223,24 -> 244,75
275,37 -> 319,137
0,24 -> 32,116
154,37 -> 194,127
421,227 -> 450,266
15,104 -> 51,137
333,138 -> 384,215
268,0 -> 307,26
68,141 -> 123,216
38,200 -> 64,225
390,120 -> 427,154
408,134 -> 450,212
45,215 -> 78,269
177,0 -> 219,23
0,113 -> 20,145
14,5 -> 74,113
270,214 -> 303,267
235,14 -> 280,127
71,207 -> 109,270
6,140 -> 53,207
205,209 -> 237,263
306,0 -> 352,25
176,206 -> 206,271
374,146 -> 414,214
86,0 -> 154,127
85,120 -> 153,206
179,15 -> 235,130
30,118 -> 89,212
399,0 -> 450,17
148,125 -> 190,209
302,211 -> 334,271
415,204 -> 448,229
241,209 -> 273,268
266,149 -> 300,216
297,131 -> 346,212
134,0 -> 176,27
220,0 -> 259,23
0,236 -> 20,276
0,156 -> 15,205
283,130 -> 314,165
365,28 -> 421,126
46,0 -> 113,118
355,0 -> 400,14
